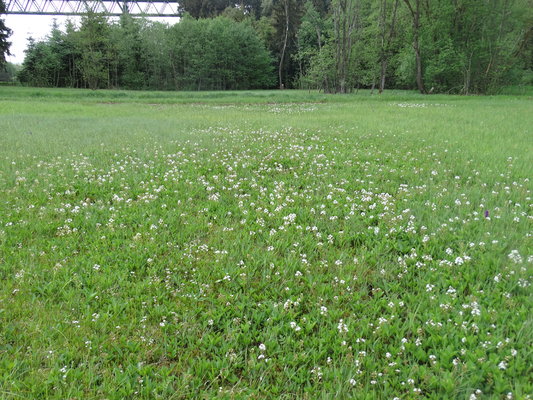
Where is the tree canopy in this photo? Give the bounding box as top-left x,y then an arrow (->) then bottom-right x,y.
16,0 -> 533,93
18,14 -> 276,90
0,0 -> 12,69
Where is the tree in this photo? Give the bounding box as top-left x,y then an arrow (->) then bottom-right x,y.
178,0 -> 264,19
75,11 -> 111,90
271,0 -> 304,89
17,37 -> 57,86
167,16 -> 275,90
403,0 -> 426,94
332,0 -> 359,93
116,15 -> 147,89
369,0 -> 382,94
0,61 -> 18,81
278,0 -> 290,88
46,19 -> 73,87
0,0 -> 12,69
378,0 -> 399,93
301,2 -> 331,91
410,0 -> 533,94
14,0 -> 531,94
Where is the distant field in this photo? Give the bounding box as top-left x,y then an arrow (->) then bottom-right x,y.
1,85 -> 532,104
0,87 -> 532,399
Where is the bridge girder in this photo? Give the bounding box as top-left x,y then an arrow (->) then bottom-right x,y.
5,0 -> 180,16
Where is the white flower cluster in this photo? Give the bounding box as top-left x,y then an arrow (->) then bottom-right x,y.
337,319 -> 348,333
508,250 -> 522,264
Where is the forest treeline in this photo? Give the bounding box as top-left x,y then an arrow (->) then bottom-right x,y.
15,0 -> 533,94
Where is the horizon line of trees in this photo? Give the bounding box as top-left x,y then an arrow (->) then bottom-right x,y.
17,14 -> 276,91
10,0 -> 533,94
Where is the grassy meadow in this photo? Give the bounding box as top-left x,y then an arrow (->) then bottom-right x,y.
0,87 -> 532,399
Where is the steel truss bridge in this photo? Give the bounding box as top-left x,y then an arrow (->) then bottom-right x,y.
5,0 -> 180,16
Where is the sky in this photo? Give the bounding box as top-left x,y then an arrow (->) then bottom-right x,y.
3,15 -> 179,64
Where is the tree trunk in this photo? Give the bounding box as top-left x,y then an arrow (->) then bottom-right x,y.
309,12 -> 330,93
169,49 -> 180,91
379,59 -> 387,93
378,0 -> 387,91
87,19 -> 99,90
370,0 -> 382,94
279,0 -> 290,90
414,32 -> 425,94
340,0 -> 347,94
379,0 -> 399,93
334,2 -> 341,92
403,0 -> 426,94
297,30 -> 303,89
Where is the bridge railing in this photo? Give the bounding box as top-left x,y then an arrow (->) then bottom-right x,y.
5,0 -> 180,16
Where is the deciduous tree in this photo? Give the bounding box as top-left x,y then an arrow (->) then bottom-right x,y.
0,0 -> 12,69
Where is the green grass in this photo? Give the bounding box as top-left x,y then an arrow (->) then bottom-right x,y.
2,85 -> 532,105
0,87 -> 532,399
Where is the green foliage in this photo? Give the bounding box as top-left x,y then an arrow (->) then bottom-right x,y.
414,0 -> 533,94
0,61 -> 17,82
297,0 -> 533,94
270,0 -> 305,88
175,0 -> 264,19
0,0 -> 12,69
13,0 -> 533,94
178,0 -> 264,19
167,16 -> 276,90
17,38 -> 57,87
74,12 -> 111,90
17,14 -> 275,91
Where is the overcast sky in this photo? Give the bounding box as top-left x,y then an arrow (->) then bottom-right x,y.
4,15 -> 179,64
